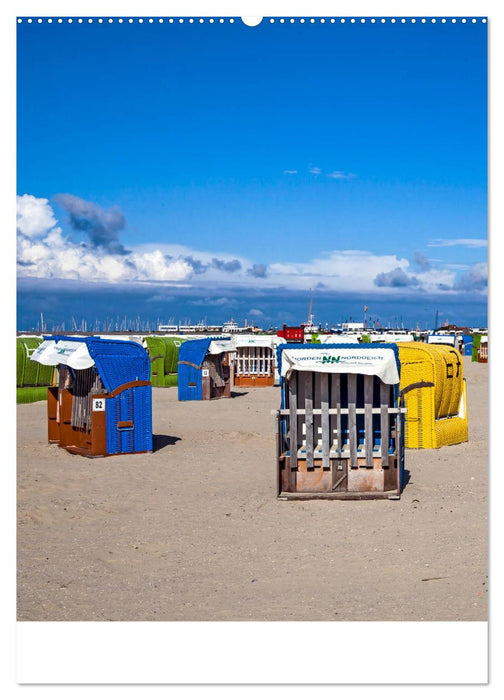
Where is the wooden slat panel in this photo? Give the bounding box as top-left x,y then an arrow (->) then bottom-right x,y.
275,411 -> 281,496
321,373 -> 330,469
314,371 -> 321,460
364,374 -> 374,466
348,374 -> 357,467
331,374 -> 342,458
305,372 -> 314,470
395,410 -> 402,492
289,373 -> 298,472
297,369 -> 307,462
380,381 -> 390,466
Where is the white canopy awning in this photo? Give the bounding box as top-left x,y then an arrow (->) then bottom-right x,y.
371,333 -> 415,343
208,339 -> 234,355
280,346 -> 400,384
232,334 -> 284,349
30,339 -> 95,370
427,335 -> 456,345
318,334 -> 360,344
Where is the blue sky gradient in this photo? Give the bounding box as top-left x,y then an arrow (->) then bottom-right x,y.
16,16 -> 488,329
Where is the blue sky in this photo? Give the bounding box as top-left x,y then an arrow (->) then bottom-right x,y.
16,14 -> 488,329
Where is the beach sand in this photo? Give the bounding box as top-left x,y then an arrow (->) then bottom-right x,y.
17,358 -> 487,621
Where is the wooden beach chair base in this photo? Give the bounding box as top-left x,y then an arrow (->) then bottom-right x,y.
234,375 -> 274,387
277,455 -> 401,500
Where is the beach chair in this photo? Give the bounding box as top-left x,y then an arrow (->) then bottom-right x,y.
275,343 -> 405,499
177,338 -> 234,400
30,336 -> 152,456
233,335 -> 283,387
396,341 -> 468,448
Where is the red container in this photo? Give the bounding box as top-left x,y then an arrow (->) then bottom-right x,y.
277,325 -> 304,343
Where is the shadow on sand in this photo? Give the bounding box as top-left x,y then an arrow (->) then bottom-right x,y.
152,434 -> 181,452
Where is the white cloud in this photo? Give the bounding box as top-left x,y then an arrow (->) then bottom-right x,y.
283,170 -> 298,175
267,250 -> 462,295
454,262 -> 488,291
17,195 -> 485,298
17,196 -> 192,284
443,263 -> 476,270
308,166 -> 322,174
129,250 -> 192,282
428,238 -> 488,248
17,194 -> 58,237
269,250 -> 409,292
412,267 -> 457,290
327,171 -> 356,180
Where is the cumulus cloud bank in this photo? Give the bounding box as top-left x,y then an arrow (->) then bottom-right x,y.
454,262 -> 488,291
17,194 -> 193,283
269,250 -> 421,293
16,194 -> 487,297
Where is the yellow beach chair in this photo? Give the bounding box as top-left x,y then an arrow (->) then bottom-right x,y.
396,342 -> 468,449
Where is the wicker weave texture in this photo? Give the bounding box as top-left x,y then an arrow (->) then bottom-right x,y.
106,385 -> 152,454
397,342 -> 468,449
145,337 -> 168,387
435,415 -> 468,447
145,337 -> 184,386
94,353 -> 149,392
84,338 -> 150,392
17,338 -> 54,387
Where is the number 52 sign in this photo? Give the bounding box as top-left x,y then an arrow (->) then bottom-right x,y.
92,398 -> 106,411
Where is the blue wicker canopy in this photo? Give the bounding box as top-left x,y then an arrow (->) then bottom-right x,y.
41,336 -> 150,392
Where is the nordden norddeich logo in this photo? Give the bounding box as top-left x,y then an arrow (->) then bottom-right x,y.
321,355 -> 341,364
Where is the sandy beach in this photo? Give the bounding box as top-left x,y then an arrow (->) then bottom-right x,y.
16,358 -> 487,622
